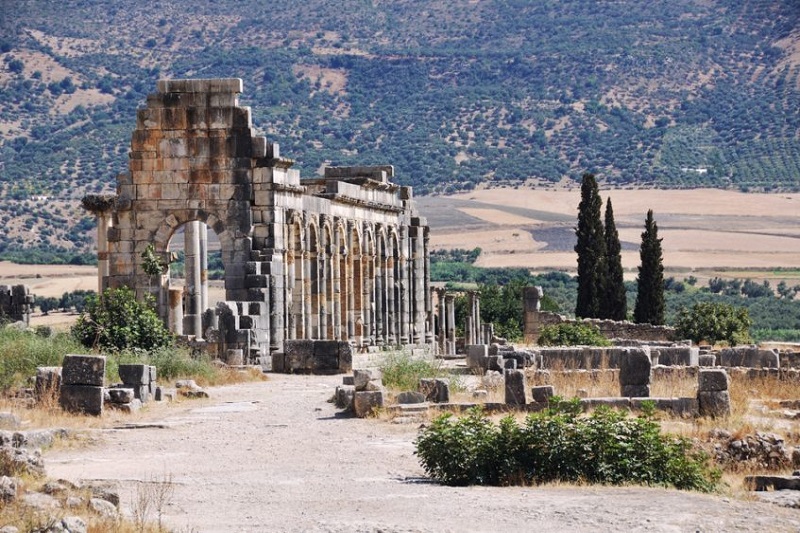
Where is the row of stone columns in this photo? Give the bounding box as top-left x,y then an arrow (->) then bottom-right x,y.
286,229 -> 428,347
436,289 -> 457,355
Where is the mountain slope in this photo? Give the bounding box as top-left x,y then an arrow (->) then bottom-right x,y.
0,0 -> 798,252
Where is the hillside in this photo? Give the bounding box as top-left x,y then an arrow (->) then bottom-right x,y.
0,0 -> 799,254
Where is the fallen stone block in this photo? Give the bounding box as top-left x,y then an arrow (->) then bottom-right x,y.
34,367 -> 61,401
106,399 -> 142,414
503,358 -> 517,370
353,390 -> 384,417
531,385 -> 555,404
334,385 -> 354,411
62,355 -> 106,387
338,342 -> 353,373
745,475 -> 800,491
698,390 -> 731,418
487,355 -> 505,372
353,369 -> 382,391
175,379 -> 209,398
396,391 -> 426,404
504,369 -> 527,406
466,344 -> 488,371
342,375 -> 355,386
698,369 -> 729,392
118,364 -> 150,386
59,385 -> 103,416
107,388 -> 135,404
154,387 -> 176,402
419,378 -> 450,403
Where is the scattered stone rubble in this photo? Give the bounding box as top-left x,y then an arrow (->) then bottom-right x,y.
709,428 -> 796,470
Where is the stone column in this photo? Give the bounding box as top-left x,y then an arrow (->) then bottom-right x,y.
386,252 -> 396,345
319,252 -> 328,339
362,249 -> 373,346
332,239 -> 342,341
398,227 -> 409,345
185,221 -> 202,338
303,250 -> 312,339
96,210 -> 112,293
168,287 -> 184,335
424,228 -> 434,345
375,257 -> 384,346
199,223 -> 208,314
437,289 -> 446,354
412,226 -> 426,344
446,293 -> 456,355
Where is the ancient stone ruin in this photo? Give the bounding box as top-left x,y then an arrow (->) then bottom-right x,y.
85,79 -> 433,367
0,284 -> 33,326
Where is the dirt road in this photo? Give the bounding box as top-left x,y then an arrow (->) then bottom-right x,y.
45,374 -> 800,532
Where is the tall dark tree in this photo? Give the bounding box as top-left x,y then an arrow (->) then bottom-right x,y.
634,209 -> 665,325
601,199 -> 627,320
574,173 -> 606,318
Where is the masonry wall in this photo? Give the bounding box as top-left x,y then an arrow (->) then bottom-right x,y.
102,79 -> 433,362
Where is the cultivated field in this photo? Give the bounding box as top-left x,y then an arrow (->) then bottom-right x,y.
2,187 -> 799,329
418,186 -> 800,285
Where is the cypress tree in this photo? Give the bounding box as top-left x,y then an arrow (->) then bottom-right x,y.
602,199 -> 627,320
634,209 -> 665,325
574,173 -> 606,318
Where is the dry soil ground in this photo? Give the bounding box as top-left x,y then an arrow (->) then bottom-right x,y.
45,374 -> 800,532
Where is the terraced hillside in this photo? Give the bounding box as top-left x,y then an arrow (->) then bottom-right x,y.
0,0 -> 799,254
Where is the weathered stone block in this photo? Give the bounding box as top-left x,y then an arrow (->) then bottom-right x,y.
698,390 -> 731,418
466,344 -> 488,370
342,375 -> 355,386
334,386 -> 354,411
698,369 -> 730,392
531,385 -> 555,404
503,358 -> 517,370
338,342 -> 353,373
353,390 -> 384,418
271,352 -> 286,373
60,385 -> 103,416
581,397 -> 631,411
354,369 -> 382,391
118,364 -> 150,386
621,384 -> 650,398
396,391 -> 426,404
504,369 -> 527,406
107,388 -> 135,404
419,378 -> 450,403
698,354 -> 716,367
619,348 -> 651,386
62,355 -> 106,387
35,367 -> 61,401
487,355 -> 505,372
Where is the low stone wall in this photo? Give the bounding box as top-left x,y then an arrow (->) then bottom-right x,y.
275,340 -> 354,375
523,310 -> 676,344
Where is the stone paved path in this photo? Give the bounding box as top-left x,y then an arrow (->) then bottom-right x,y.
45,374 -> 800,532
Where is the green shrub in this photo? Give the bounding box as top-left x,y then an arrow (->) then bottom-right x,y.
0,326 -> 83,390
72,287 -> 173,352
537,322 -> 611,346
414,404 -> 720,491
674,302 -> 752,346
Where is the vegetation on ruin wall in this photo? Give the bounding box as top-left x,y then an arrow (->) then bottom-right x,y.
0,326 -> 83,390
0,1 -> 799,251
415,404 -> 720,491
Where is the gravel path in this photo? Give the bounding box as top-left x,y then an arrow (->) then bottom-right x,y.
45,374 -> 800,532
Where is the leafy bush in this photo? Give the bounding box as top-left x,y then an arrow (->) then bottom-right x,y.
0,326 -> 83,390
537,322 -> 610,346
674,302 -> 752,346
72,287 -> 173,352
414,404 -> 720,491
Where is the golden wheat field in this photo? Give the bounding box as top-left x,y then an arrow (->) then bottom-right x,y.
418,186 -> 800,284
